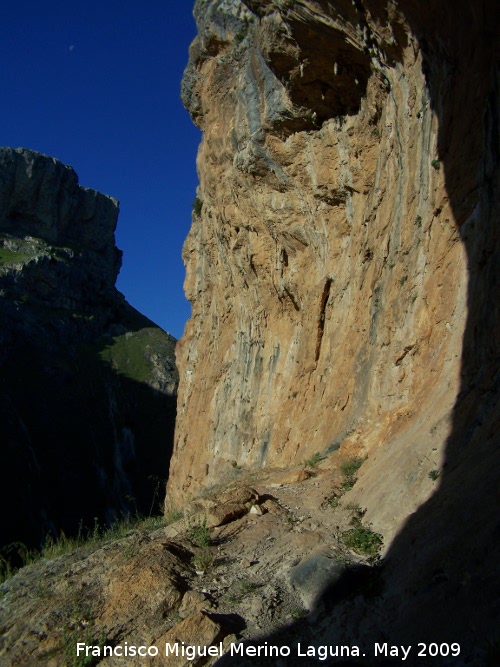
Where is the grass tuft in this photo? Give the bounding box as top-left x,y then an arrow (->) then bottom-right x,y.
340,456 -> 366,490
0,514 -> 168,583
193,548 -> 215,572
305,452 -> 324,469
187,515 -> 211,547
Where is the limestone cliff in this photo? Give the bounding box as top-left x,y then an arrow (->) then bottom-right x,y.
0,148 -> 178,551
166,0 -> 498,649
169,0 -> 498,514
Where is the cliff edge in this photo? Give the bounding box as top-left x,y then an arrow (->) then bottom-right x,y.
0,148 -> 178,551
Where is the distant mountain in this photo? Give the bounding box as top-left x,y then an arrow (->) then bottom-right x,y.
0,147 -> 178,553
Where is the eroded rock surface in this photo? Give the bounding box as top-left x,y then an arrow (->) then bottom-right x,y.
0,473 -> 386,666
169,0 -> 497,516
166,0 -> 498,662
167,0 -> 498,544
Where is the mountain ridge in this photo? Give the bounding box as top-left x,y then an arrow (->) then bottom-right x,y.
0,147 -> 178,551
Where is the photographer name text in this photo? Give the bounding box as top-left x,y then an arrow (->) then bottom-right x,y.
77,640 -> 461,661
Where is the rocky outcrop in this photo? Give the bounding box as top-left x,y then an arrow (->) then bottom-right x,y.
168,0 -> 498,518
165,0 -> 498,660
0,481 -> 302,666
0,148 -> 178,552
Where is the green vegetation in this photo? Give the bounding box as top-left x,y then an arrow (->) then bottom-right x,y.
62,598 -> 106,667
43,514 -> 167,559
431,159 -> 441,170
192,196 -> 203,217
428,469 -> 440,481
226,579 -> 261,603
0,247 -> 32,266
340,504 -> 383,558
324,459 -> 367,509
238,580 -> 260,594
187,515 -> 211,547
340,458 -> 365,478
99,326 -> 174,384
193,548 -> 215,572
415,215 -> 422,227
0,554 -> 18,586
340,456 -> 366,491
0,541 -> 40,584
0,514 -> 168,584
327,495 -> 341,508
345,503 -> 366,516
165,508 -> 183,524
341,525 -> 383,557
305,452 -> 324,469
0,235 -> 80,270
99,331 -> 151,383
234,17 -> 250,44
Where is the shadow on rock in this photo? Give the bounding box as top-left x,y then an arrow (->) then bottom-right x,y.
214,0 -> 499,665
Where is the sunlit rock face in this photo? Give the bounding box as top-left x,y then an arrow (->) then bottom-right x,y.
0,148 -> 178,549
168,0 -> 497,534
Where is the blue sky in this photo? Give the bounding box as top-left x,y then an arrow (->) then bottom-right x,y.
0,0 -> 201,339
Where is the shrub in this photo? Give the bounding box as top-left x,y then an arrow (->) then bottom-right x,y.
340,456 -> 366,490
428,469 -> 440,481
305,452 -> 324,469
291,606 -> 308,618
192,197 -> 203,217
340,457 -> 365,478
431,159 -> 441,170
341,525 -> 383,556
327,495 -> 341,509
0,555 -> 14,585
346,504 -> 366,519
193,548 -> 215,572
165,508 -> 183,524
187,516 -> 211,547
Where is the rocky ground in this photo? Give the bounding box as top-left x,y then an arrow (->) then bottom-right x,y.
0,456 -> 381,667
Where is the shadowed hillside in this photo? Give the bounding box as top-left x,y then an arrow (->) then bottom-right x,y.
0,148 -> 178,554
